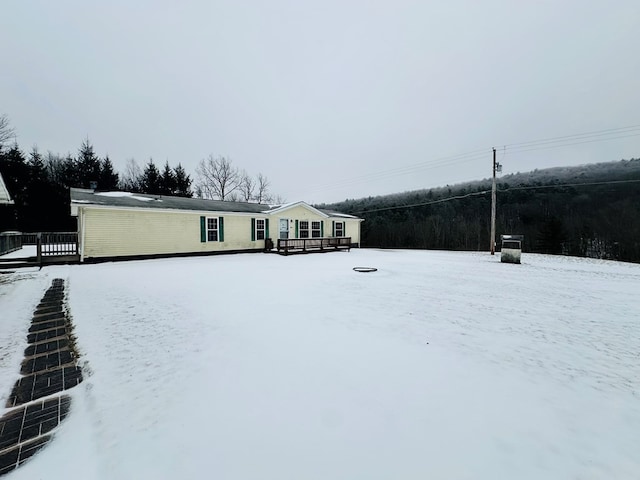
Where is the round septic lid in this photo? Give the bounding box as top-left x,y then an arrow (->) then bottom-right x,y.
353,267 -> 377,273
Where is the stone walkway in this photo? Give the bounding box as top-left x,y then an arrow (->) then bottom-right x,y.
0,279 -> 83,476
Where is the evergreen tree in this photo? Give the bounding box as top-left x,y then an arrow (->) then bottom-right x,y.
28,147 -> 48,187
59,154 -> 79,188
160,161 -> 177,195
24,146 -> 68,231
0,143 -> 29,207
98,155 -> 119,190
140,159 -> 161,194
173,163 -> 193,197
77,139 -> 101,189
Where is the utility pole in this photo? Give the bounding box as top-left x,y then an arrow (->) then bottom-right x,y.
490,147 -> 501,255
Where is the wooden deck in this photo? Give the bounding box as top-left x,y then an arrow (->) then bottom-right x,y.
276,237 -> 352,255
0,232 -> 79,269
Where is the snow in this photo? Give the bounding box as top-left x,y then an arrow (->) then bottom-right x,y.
0,245 -> 74,259
95,191 -> 154,202
0,245 -> 36,259
94,191 -> 133,197
1,250 -> 639,479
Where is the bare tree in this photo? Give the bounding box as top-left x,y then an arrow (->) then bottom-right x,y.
255,173 -> 271,203
238,171 -> 255,202
195,155 -> 240,200
44,151 -> 65,184
120,158 -> 143,192
0,114 -> 16,147
271,194 -> 286,205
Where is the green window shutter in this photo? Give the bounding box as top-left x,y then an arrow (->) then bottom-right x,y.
332,220 -> 335,236
265,218 -> 270,239
342,222 -> 346,235
295,220 -> 299,238
320,220 -> 324,237
218,216 -> 224,242
200,216 -> 206,242
251,218 -> 256,241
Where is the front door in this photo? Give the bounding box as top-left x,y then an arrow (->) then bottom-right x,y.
279,218 -> 289,239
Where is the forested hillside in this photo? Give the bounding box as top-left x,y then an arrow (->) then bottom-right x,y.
318,159 -> 640,263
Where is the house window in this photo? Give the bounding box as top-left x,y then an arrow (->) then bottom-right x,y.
200,216 -> 224,242
207,217 -> 218,241
299,221 -> 309,238
335,221 -> 344,237
311,221 -> 321,238
256,219 -> 265,240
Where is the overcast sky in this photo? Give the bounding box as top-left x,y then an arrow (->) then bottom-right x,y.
2,1 -> 639,204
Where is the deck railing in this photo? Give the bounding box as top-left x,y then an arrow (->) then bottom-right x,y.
21,232 -> 78,255
277,237 -> 351,255
0,231 -> 22,256
20,232 -> 79,259
0,232 -> 79,268
21,233 -> 38,246
38,232 -> 79,256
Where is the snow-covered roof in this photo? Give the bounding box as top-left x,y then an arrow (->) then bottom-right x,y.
0,171 -> 13,205
70,189 -> 361,219
264,201 -> 328,218
264,201 -> 362,219
317,210 -> 360,219
71,188 -> 269,215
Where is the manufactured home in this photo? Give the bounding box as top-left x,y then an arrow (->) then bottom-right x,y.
70,188 -> 363,262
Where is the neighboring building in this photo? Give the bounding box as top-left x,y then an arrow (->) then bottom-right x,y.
0,171 -> 16,233
70,188 -> 363,262
0,171 -> 12,206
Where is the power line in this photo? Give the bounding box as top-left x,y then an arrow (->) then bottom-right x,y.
291,148 -> 488,195
351,189 -> 492,214
350,178 -> 640,215
503,124 -> 640,149
283,123 -> 640,200
502,132 -> 640,155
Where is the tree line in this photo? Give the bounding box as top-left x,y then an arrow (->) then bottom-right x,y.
0,114 -> 278,232
318,158 -> 640,263
0,139 -> 194,231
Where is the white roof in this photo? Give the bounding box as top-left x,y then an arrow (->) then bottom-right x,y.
264,201 -> 362,219
0,171 -> 13,204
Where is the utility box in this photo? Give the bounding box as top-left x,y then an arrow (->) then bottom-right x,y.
500,234 -> 523,264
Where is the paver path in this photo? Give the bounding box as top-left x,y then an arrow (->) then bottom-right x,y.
0,279 -> 83,476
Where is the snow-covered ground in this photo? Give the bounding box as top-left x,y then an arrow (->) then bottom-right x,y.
1,249 -> 639,479
0,245 -> 36,260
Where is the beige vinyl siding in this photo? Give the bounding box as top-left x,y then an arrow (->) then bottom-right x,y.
275,205 -> 322,221
81,207 -> 262,259
335,218 -> 361,245
276,206 -> 326,239
263,204 -> 361,244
